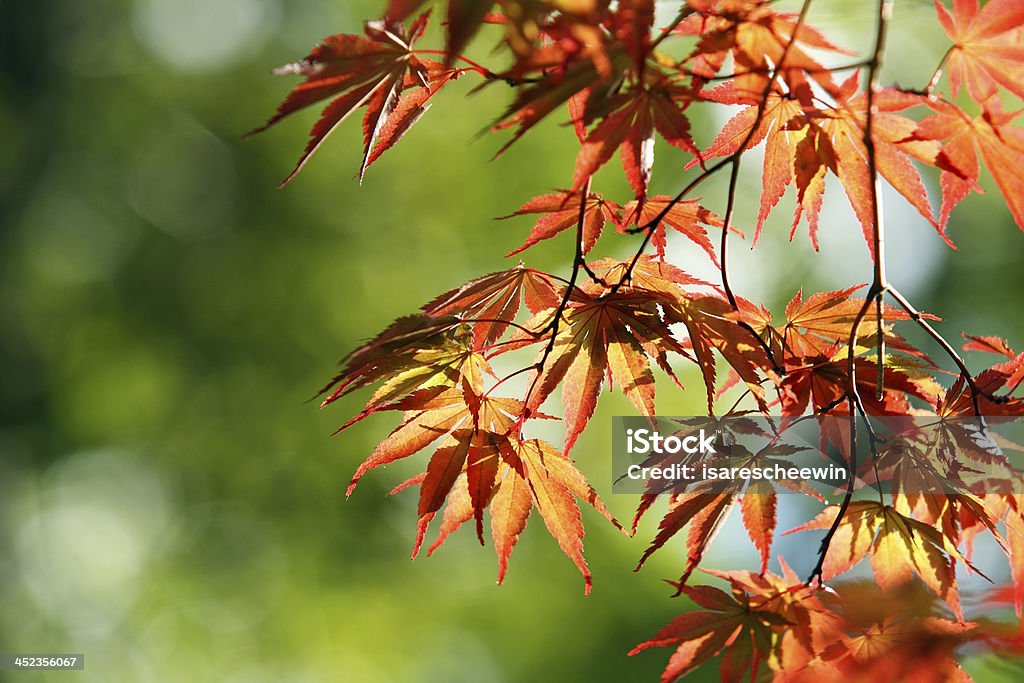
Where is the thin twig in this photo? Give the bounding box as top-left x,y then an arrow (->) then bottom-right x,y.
462,317 -> 543,337
650,8 -> 695,50
887,286 -> 1005,418
807,396 -> 858,586
414,50 -> 497,78
924,46 -> 953,97
515,176 -> 593,431
679,60 -> 872,83
610,0 -> 816,378
812,0 -> 893,586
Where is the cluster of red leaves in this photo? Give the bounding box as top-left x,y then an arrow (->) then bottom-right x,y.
632,565 -> 1024,682
250,0 -> 1024,680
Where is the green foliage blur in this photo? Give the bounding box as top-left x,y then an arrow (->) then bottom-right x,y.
1,1 -> 1022,681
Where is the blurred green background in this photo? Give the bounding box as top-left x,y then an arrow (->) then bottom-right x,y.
2,0 -> 1023,681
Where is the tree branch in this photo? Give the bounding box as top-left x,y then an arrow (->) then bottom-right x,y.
812,0 -> 892,586
515,176 -> 593,431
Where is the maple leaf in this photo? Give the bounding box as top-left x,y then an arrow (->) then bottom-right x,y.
344,388 -> 515,497
509,437 -> 614,592
634,490 -> 736,589
317,314 -> 475,415
499,190 -> 622,256
511,289 -> 689,452
781,286 -> 924,357
573,71 -> 700,200
611,0 -> 655,71
630,567 -> 812,683
587,267 -> 774,415
621,196 -> 728,263
669,293 -> 774,413
736,456 -> 801,573
417,428 -> 490,549
935,0 -> 1024,103
442,0 -> 495,64
1002,496 -> 1024,617
421,265 -> 563,347
813,581 -> 987,683
962,333 -> 1015,358
634,436 -> 823,578
937,349 -> 1024,417
776,289 -> 941,398
406,434 -> 621,592
779,354 -> 933,417
910,97 -> 1024,232
696,78 -> 943,251
249,15 -> 441,184
679,0 -> 853,99
362,63 -> 461,172
481,0 -> 607,63
491,43 -> 627,155
343,386 -> 606,589
786,501 -> 968,617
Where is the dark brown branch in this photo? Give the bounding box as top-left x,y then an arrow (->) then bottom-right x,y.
812,0 -> 892,587
714,0 -> 818,376
875,294 -> 885,400
849,383 -> 887,505
609,159 -> 731,292
650,8 -> 696,51
515,176 -> 593,430
886,286 -> 1007,416
608,2 -> 818,380
461,317 -> 544,337
808,396 -> 858,587
485,364 -> 539,399
581,261 -> 612,288
678,60 -> 872,83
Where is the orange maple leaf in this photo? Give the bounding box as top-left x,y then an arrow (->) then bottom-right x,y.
935,0 -> 1024,103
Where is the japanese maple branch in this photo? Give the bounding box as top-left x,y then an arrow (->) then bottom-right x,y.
924,46 -> 954,96
719,0 -> 813,310
614,0 -> 817,380
812,0 -> 892,587
678,60 -> 872,83
856,11 -> 1000,419
853,0 -> 892,405
613,162 -> 728,289
807,398 -> 857,586
650,7 -> 695,51
462,317 -> 544,337
515,176 -> 593,430
886,286 -> 1007,413
713,0 -> 817,377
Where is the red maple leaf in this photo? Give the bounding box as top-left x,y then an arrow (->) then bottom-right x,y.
935,0 -> 1024,103
696,77 -> 943,251
911,97 -> 1024,232
679,0 -> 853,98
499,189 -> 622,256
572,72 -> 700,200
620,196 -> 729,263
249,15 -> 444,184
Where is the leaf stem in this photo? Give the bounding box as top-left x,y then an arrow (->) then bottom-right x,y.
515,176 -> 593,432
924,46 -> 953,97
807,397 -> 858,587
415,50 -> 495,78
814,0 -> 893,586
650,8 -> 695,51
